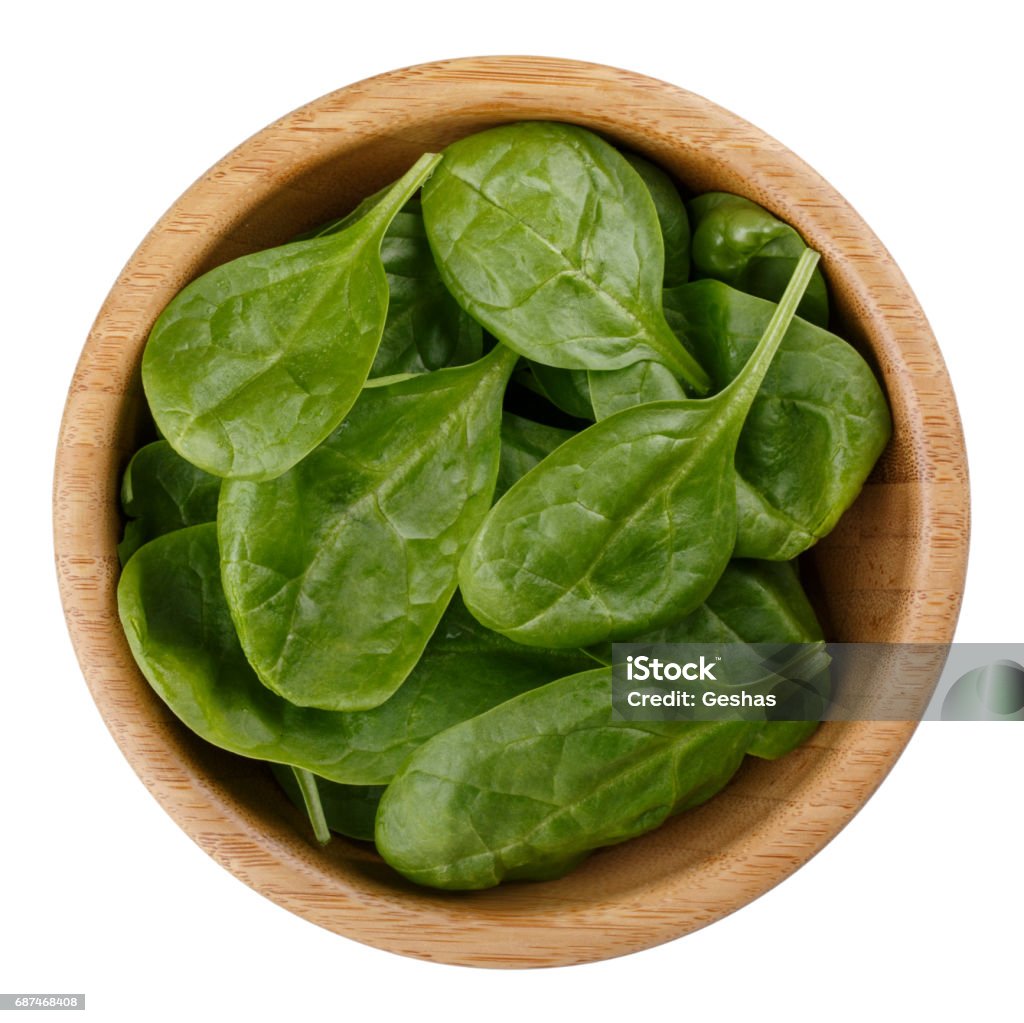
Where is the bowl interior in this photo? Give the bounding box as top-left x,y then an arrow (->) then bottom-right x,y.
56,57 -> 968,967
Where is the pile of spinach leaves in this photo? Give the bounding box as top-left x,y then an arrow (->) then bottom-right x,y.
117,121 -> 891,890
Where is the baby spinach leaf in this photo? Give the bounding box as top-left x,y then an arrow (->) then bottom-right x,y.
308,594 -> 595,784
664,280 -> 892,560
688,192 -> 829,327
623,152 -> 690,287
496,413 -> 575,499
142,152 -> 442,481
117,440 -> 221,564
372,210 -> 483,375
618,559 -> 829,759
375,667 -> 759,889
524,362 -> 595,421
117,524 -> 398,781
459,250 -> 819,648
583,154 -> 693,419
119,532 -> 587,786
218,345 -> 519,712
270,765 -> 383,842
636,559 -> 823,645
588,557 -> 822,657
421,122 -> 710,391
312,206 -> 483,377
587,360 -> 687,420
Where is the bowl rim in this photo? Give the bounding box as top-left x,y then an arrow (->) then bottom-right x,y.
52,54 -> 969,968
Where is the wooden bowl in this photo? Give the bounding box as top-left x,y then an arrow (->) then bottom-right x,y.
53,56 -> 969,967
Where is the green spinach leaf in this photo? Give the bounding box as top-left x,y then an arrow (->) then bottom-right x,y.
523,362 -> 595,421
664,280 -> 892,559
142,152 -> 441,481
117,524 -> 393,781
218,345 -> 518,711
617,559 -> 829,758
422,122 -> 709,391
308,594 -> 595,784
496,413 -> 575,499
459,250 -> 819,648
623,152 -> 690,287
117,440 -> 220,564
270,765 -> 383,842
688,192 -> 829,327
312,206 -> 482,377
587,359 -> 687,420
118,530 -> 589,786
475,148 -> 698,424
584,154 -> 692,419
376,667 -> 759,889
635,560 -> 823,645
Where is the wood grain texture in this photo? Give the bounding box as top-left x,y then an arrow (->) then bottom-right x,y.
52,56 -> 969,968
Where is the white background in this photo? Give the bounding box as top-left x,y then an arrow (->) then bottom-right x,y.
4,2 -> 1021,1020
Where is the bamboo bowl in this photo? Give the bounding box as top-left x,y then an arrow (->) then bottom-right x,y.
53,56 -> 969,967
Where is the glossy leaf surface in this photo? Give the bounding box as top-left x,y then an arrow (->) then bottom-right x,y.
459,251 -> 819,647
142,153 -> 441,481
304,594 -> 595,784
117,525 -> 394,781
117,440 -> 220,564
376,668 -> 759,889
119,532 -> 588,786
623,559 -> 828,758
585,153 -> 692,418
496,413 -> 575,499
688,192 -> 829,327
525,361 -> 595,421
664,280 -> 892,559
422,122 -> 709,390
313,206 -> 482,377
587,359 -> 687,420
623,152 -> 690,286
636,559 -> 823,645
219,346 -> 518,711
